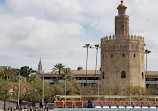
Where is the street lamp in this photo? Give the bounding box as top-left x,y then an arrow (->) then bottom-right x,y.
98,81 -> 100,101
42,72 -> 44,111
65,79 -> 66,101
18,72 -> 20,111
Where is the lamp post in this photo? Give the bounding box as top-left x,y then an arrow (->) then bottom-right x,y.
18,72 -> 20,111
65,79 -> 66,101
98,81 -> 100,101
42,72 -> 44,111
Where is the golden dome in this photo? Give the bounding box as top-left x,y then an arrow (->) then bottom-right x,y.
118,1 -> 126,8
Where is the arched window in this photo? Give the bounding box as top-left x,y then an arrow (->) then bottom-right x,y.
134,54 -> 136,57
142,72 -> 144,78
102,72 -> 104,79
121,71 -> 126,78
122,53 -> 125,57
111,54 -> 113,58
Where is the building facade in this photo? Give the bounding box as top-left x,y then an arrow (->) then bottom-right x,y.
146,71 -> 158,89
101,1 -> 146,88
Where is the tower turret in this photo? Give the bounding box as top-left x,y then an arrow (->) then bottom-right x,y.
115,0 -> 129,37
36,58 -> 44,75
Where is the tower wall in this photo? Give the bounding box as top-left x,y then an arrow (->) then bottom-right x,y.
101,35 -> 145,89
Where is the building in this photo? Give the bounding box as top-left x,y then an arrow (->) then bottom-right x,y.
101,1 -> 145,89
41,66 -> 101,86
146,71 -> 158,89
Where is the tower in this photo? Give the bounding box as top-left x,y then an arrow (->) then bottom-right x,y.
101,1 -> 145,89
36,58 -> 44,75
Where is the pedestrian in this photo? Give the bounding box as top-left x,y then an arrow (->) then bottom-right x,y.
10,107 -> 12,111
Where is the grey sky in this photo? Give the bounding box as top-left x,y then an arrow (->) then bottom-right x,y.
0,0 -> 157,72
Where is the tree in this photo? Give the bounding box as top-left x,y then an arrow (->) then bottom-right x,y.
20,66 -> 36,78
27,74 -> 40,83
53,81 -> 80,96
44,82 -> 55,103
61,68 -> 75,81
83,44 -> 91,85
0,78 -> 11,109
94,44 -> 100,83
52,63 -> 65,74
29,79 -> 43,103
144,50 -> 151,75
0,67 -> 19,82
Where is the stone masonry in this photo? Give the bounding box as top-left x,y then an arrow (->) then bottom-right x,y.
101,1 -> 146,89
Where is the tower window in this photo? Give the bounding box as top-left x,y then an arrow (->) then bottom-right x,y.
121,71 -> 126,78
103,55 -> 104,59
142,72 -> 144,78
134,54 -> 136,57
132,45 -> 134,49
122,53 -> 125,57
111,54 -> 113,58
102,72 -> 104,79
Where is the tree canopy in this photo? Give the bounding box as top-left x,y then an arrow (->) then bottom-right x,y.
20,66 -> 36,78
52,63 -> 65,74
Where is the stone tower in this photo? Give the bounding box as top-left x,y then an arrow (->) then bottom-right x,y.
36,58 -> 44,75
101,1 -> 145,89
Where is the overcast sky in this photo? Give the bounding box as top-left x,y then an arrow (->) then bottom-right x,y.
0,0 -> 157,72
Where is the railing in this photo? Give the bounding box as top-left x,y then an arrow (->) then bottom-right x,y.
54,101 -> 158,108
146,81 -> 158,84
54,101 -> 83,108
77,80 -> 99,83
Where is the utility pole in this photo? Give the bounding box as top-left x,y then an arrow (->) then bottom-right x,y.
42,72 -> 44,111
98,81 -> 100,101
18,72 -> 20,111
65,79 -> 66,101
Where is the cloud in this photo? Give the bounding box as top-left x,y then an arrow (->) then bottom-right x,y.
0,0 -> 157,71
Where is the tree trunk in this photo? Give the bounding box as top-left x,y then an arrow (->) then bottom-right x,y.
95,48 -> 98,83
3,100 -> 6,110
146,53 -> 148,75
86,47 -> 88,85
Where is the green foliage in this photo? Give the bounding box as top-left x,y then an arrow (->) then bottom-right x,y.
30,78 -> 43,103
20,66 -> 36,78
27,74 -> 40,83
52,63 -> 65,74
144,49 -> 151,54
0,67 -> 19,82
61,68 -> 75,81
123,85 -> 147,96
148,89 -> 158,95
53,81 -> 80,96
0,78 -> 10,100
44,82 -> 55,103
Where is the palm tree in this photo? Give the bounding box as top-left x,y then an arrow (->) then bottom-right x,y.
83,44 -> 91,85
94,44 -> 100,83
52,63 -> 65,74
62,68 -> 75,81
0,67 -> 18,81
144,50 -> 151,75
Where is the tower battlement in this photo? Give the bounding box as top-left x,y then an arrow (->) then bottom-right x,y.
101,35 -> 144,43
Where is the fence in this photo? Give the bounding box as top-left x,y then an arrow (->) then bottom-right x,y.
54,101 -> 158,108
